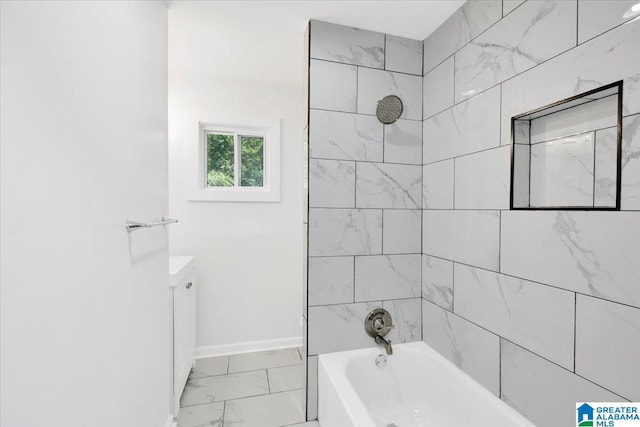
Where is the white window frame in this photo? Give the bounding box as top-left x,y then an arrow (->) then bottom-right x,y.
188,120 -> 280,202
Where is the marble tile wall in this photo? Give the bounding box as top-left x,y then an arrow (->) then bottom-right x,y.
306,20 -> 423,420
421,2 -> 640,426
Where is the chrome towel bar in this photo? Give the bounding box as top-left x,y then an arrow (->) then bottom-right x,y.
126,217 -> 178,232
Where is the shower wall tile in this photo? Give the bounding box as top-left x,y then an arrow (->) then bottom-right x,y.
502,0 -> 525,16
309,159 -> 355,208
382,209 -> 421,254
309,110 -> 383,161
355,163 -> 422,209
354,254 -> 421,302
423,0 -> 502,74
422,57 -> 454,119
578,0 -> 639,44
529,133 -> 595,208
308,256 -> 354,306
422,300 -> 500,396
310,60 -> 357,113
423,210 -> 500,271
308,208 -> 382,256
454,0 -> 577,103
309,20 -> 384,69
500,21 -> 640,146
454,264 -> 575,370
383,119 -> 422,164
594,127 -> 618,207
575,295 -> 640,401
308,301 -> 380,355
383,298 -> 422,343
501,341 -> 624,427
385,35 -> 422,76
422,255 -> 453,311
306,356 -> 318,420
501,211 -> 640,308
423,86 -> 501,164
454,146 -> 510,209
357,68 -> 422,121
622,114 -> 640,209
422,160 -> 454,209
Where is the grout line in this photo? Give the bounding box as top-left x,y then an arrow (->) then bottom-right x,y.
310,296 -> 422,309
424,144 -> 506,166
576,0 -> 579,47
499,337 -> 503,398
528,120 -> 532,207
499,83 -> 503,146
355,65 -> 359,113
310,158 -> 422,167
419,254 -> 640,312
381,209 -> 385,254
498,210 -> 502,272
592,130 -> 597,207
383,34 -> 387,71
310,56 -> 422,78
451,261 -> 455,313
453,53 -> 456,104
452,157 -> 456,209
310,108 -> 423,122
266,368 -> 271,393
222,401 -> 226,425
353,256 -> 356,303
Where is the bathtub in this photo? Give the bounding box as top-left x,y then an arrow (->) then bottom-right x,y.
318,341 -> 535,427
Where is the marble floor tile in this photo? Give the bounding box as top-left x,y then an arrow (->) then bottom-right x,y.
189,355 -> 228,379
228,348 -> 302,373
176,401 -> 224,427
268,364 -> 305,393
180,370 -> 269,407
224,390 -> 305,427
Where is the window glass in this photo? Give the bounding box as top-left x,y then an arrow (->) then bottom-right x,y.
207,133 -> 234,187
240,136 -> 264,187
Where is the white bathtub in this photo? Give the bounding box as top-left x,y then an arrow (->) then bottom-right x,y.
318,341 -> 535,427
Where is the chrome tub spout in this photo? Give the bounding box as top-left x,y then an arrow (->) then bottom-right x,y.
375,334 -> 393,355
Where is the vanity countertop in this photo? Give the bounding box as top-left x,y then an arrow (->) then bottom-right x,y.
169,256 -> 195,288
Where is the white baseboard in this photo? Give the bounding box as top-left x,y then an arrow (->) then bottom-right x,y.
196,336 -> 303,359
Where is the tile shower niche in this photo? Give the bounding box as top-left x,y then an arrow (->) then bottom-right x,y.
511,81 -> 623,210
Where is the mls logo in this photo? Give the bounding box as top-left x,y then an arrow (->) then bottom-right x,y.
578,403 -> 595,426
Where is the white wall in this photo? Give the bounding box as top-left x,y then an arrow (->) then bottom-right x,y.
168,4 -> 304,353
0,2 -> 171,426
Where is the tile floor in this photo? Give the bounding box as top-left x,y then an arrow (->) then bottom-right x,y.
177,347 -> 319,427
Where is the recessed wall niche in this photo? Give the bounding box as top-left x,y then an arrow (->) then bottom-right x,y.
510,81 -> 623,210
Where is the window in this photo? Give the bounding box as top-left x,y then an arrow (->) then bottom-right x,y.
189,120 -> 280,202
206,132 -> 265,188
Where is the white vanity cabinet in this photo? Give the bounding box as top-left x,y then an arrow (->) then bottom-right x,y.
169,256 -> 196,416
